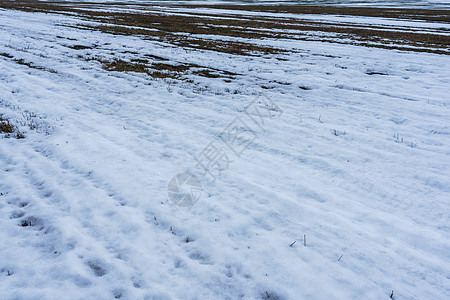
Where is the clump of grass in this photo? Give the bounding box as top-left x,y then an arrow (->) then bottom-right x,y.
0,120 -> 14,133
14,58 -> 39,69
0,114 -> 25,139
102,59 -> 148,73
93,56 -> 237,81
98,58 -> 182,79
148,71 -> 180,79
192,69 -> 221,78
152,63 -> 191,73
0,52 -> 13,58
0,115 -> 14,134
10,57 -> 57,73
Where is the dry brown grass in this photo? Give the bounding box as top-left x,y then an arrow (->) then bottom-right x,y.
102,59 -> 148,73
82,56 -> 236,80
0,114 -> 25,139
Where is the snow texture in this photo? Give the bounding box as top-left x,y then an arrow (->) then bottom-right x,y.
0,4 -> 449,300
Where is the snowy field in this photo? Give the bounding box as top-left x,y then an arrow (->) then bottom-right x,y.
0,2 -> 449,300
24,1 -> 450,9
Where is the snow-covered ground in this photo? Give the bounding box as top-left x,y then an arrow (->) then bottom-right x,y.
0,4 -> 449,300
32,0 -> 450,9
